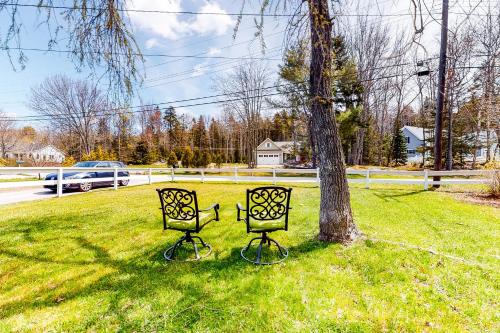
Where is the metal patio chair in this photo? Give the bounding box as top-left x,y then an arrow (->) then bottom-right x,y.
157,188 -> 219,261
236,186 -> 292,265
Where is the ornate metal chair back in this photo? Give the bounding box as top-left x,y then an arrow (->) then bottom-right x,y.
246,186 -> 292,232
157,188 -> 200,231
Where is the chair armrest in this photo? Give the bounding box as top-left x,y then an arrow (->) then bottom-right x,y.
199,203 -> 220,221
236,203 -> 246,221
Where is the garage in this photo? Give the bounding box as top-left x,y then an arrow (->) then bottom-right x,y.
257,153 -> 281,166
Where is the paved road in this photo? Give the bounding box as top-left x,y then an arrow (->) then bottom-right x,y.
0,175 -> 318,205
0,176 -> 167,205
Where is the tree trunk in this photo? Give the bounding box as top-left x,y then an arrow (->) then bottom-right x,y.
308,0 -> 359,244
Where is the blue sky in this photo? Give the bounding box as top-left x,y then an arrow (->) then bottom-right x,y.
0,0 -> 487,127
0,0 -> 287,125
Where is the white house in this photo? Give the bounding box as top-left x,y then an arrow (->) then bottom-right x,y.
402,126 -> 499,163
401,126 -> 432,162
5,143 -> 65,163
463,131 -> 499,162
256,138 -> 299,166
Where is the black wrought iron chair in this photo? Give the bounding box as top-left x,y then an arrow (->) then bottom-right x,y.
236,186 -> 292,265
156,188 -> 219,261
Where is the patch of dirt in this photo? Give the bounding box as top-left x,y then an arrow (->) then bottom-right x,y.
453,192 -> 500,208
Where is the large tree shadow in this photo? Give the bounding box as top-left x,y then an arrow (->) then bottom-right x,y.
0,230 -> 335,329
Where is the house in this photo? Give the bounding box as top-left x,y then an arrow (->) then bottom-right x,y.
401,126 -> 499,163
463,131 -> 499,162
401,126 -> 432,162
5,143 -> 65,163
255,138 -> 299,166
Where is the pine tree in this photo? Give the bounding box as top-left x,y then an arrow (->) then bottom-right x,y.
167,151 -> 178,167
181,146 -> 193,167
392,129 -> 408,165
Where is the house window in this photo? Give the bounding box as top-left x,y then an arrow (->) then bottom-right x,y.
258,154 -> 263,157
266,142 -> 271,148
407,149 -> 416,155
406,137 -> 410,144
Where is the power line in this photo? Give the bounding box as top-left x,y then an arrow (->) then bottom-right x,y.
3,2 -> 492,17
2,84 -> 286,121
0,46 -> 283,61
2,70 -> 425,122
0,2 -> 439,17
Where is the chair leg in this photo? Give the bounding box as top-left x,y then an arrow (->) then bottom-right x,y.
164,232 -> 212,262
240,232 -> 288,265
164,235 -> 186,261
268,238 -> 287,257
255,238 -> 265,264
191,239 -> 200,260
191,235 -> 207,247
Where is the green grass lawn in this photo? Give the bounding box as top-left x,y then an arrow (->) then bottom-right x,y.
0,183 -> 498,332
0,177 -> 38,183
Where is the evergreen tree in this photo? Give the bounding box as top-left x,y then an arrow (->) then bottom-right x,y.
167,151 -> 178,167
213,153 -> 224,168
181,146 -> 193,167
132,140 -> 149,165
392,128 -> 408,165
201,150 -> 212,167
192,149 -> 202,167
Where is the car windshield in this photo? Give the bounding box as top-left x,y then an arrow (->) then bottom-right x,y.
73,162 -> 99,167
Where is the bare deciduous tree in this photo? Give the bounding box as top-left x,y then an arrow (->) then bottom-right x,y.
216,61 -> 269,168
0,0 -> 143,99
29,75 -> 107,156
0,110 -> 17,159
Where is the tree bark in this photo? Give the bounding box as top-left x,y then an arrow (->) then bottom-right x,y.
308,0 -> 359,244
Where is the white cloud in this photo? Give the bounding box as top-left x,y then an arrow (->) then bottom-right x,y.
127,0 -> 234,41
189,2 -> 235,36
145,38 -> 160,49
191,62 -> 208,77
127,0 -> 188,40
207,47 -> 221,56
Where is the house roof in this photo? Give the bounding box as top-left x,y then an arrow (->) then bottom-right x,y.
7,142 -> 65,156
256,139 -> 298,154
461,130 -> 498,144
402,126 -> 433,141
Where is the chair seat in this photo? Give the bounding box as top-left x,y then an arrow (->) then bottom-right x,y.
167,212 -> 212,231
249,218 -> 285,231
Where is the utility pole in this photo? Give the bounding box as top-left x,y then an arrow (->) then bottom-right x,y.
433,0 -> 449,187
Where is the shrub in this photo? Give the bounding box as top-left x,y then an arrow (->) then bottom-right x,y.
166,151 -> 178,167
62,156 -> 76,167
483,160 -> 500,170
487,170 -> 500,198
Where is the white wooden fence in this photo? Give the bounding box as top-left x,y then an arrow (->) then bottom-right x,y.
0,166 -> 495,198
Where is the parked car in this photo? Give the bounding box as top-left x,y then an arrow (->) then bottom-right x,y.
44,161 -> 130,192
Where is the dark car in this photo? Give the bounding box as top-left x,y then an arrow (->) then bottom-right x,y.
44,161 -> 130,192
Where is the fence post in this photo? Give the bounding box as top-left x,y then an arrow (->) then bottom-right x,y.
272,168 -> 276,185
316,167 -> 320,186
424,169 -> 429,190
171,168 -> 175,182
201,169 -> 205,183
365,169 -> 370,189
234,167 -> 238,183
57,167 -> 63,197
113,167 -> 118,190
148,168 -> 152,185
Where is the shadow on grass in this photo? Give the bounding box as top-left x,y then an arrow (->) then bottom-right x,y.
372,189 -> 425,201
0,232 -> 335,327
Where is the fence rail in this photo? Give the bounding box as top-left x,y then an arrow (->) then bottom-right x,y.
0,167 -> 495,198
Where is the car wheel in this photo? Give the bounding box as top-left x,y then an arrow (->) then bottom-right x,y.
78,181 -> 92,192
119,180 -> 129,186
